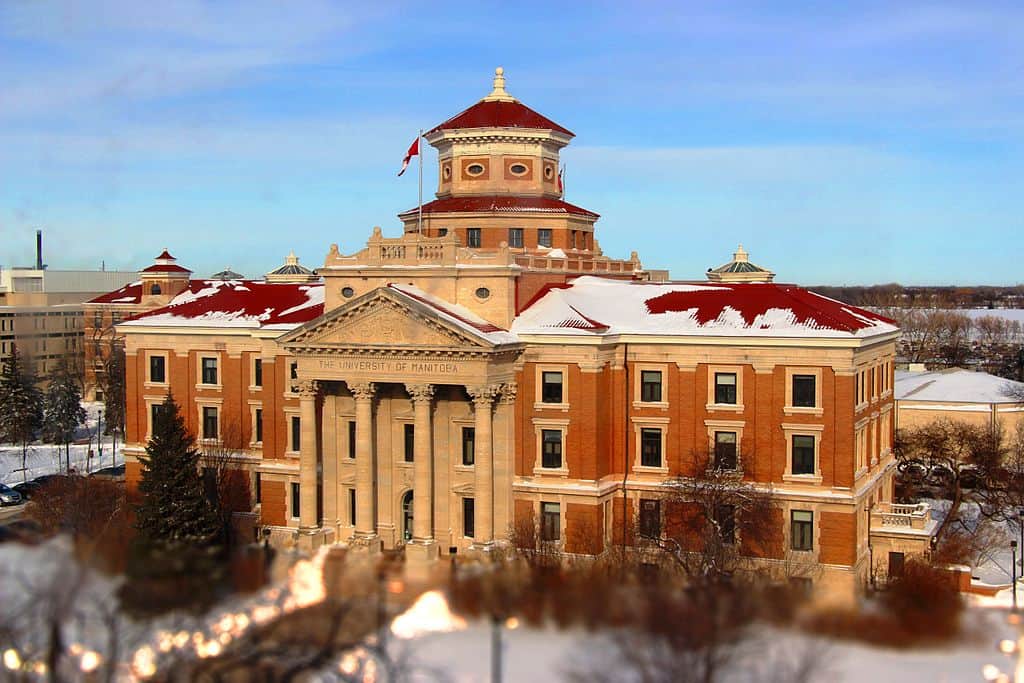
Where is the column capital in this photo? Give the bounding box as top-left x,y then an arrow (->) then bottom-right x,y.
499,381 -> 518,405
297,380 -> 320,399
348,381 -> 377,402
467,384 -> 501,407
404,383 -> 435,403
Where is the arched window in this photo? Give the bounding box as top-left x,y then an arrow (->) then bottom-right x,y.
401,491 -> 414,542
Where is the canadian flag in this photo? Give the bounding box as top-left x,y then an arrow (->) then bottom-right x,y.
557,166 -> 564,195
397,137 -> 419,176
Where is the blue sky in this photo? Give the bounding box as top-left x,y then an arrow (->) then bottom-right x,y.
1,1 -> 1021,285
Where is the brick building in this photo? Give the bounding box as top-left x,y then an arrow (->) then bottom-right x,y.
113,68 -> 931,596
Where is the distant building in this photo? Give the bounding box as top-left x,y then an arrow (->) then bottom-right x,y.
0,258 -> 136,379
895,367 -> 1024,431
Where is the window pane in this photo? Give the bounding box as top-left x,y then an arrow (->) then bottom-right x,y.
463,498 -> 475,538
542,430 -> 562,468
714,372 -> 737,404
254,358 -> 263,386
462,427 -> 475,466
203,407 -> 218,440
792,375 -> 816,407
467,228 -> 481,248
292,483 -> 301,518
541,502 -> 560,541
291,416 -> 301,452
715,504 -> 736,544
639,499 -> 661,538
404,424 -> 415,462
509,228 -> 523,248
255,409 -> 263,443
640,370 -> 662,402
792,435 -> 815,475
714,431 -> 737,470
541,371 -> 563,403
641,428 -> 662,467
348,421 -> 356,459
202,357 -> 218,384
538,229 -> 552,248
150,356 -> 165,383
791,510 -> 813,551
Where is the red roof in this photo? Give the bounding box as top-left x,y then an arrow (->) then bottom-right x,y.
400,195 -> 598,219
429,99 -> 573,137
389,284 -> 504,334
121,280 -> 324,329
155,249 -> 175,260
140,262 -> 192,274
643,284 -> 897,333
88,281 -> 144,305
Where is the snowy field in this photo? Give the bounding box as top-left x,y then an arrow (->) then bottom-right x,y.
1,402 -> 122,485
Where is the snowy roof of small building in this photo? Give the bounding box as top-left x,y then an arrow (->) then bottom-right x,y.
427,68 -> 573,137
387,284 -> 518,345
512,276 -> 899,339
119,280 -> 324,330
895,369 -> 1024,404
88,281 -> 144,305
210,267 -> 245,280
400,195 -> 598,219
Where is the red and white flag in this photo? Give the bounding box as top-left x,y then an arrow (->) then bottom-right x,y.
397,137 -> 419,176
557,166 -> 564,195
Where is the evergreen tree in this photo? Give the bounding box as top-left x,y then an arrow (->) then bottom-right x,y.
123,393 -> 224,614
0,346 -> 43,482
42,356 -> 87,473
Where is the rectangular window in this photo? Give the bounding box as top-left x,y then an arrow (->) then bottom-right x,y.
254,358 -> 263,387
255,408 -> 263,443
463,497 -> 475,538
201,357 -> 218,385
254,472 -> 262,504
291,416 -> 301,452
714,431 -> 737,470
640,428 -> 662,468
791,510 -> 813,551
462,427 -> 475,466
541,502 -> 560,541
792,374 -> 816,408
403,423 -> 415,462
467,227 -> 481,248
640,370 -> 662,403
792,435 -> 816,475
348,421 -> 356,459
541,371 -> 563,403
888,551 -> 905,578
290,362 -> 298,380
202,406 -> 218,440
639,499 -> 661,539
541,429 -> 563,469
716,504 -> 736,544
149,355 -> 166,383
291,483 -> 301,519
349,489 -> 357,525
508,228 -> 523,248
151,404 -> 165,433
714,372 -> 737,404
537,228 -> 552,248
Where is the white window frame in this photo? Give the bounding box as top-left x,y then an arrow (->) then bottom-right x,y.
248,400 -> 264,448
784,367 -> 823,417
633,363 -> 669,409
284,407 -> 301,457
704,418 -> 746,472
631,416 -> 670,474
782,423 -> 825,484
197,353 -> 221,390
534,364 -> 569,411
197,400 -> 223,444
532,417 -> 570,477
144,350 -> 169,388
706,364 -> 744,413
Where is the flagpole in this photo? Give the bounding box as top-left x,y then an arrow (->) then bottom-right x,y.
417,129 -> 424,236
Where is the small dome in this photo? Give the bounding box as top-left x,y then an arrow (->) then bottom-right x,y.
210,267 -> 244,280
706,244 -> 775,283
265,251 -> 319,283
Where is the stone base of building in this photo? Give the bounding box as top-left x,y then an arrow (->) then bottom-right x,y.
349,533 -> 383,555
406,539 -> 441,564
296,526 -> 334,553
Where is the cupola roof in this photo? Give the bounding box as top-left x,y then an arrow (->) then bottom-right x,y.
428,67 -> 573,137
706,245 -> 775,283
140,247 -> 191,275
266,251 -> 318,283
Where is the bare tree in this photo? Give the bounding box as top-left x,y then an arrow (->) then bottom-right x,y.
199,419 -> 255,549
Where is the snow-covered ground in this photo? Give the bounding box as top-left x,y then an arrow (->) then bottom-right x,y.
1,402 -> 122,485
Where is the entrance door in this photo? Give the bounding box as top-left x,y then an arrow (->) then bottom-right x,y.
402,491 -> 414,542
888,551 -> 905,579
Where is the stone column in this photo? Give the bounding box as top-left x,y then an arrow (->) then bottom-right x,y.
297,380 -> 320,536
350,381 -> 378,544
468,384 -> 500,549
406,383 -> 438,562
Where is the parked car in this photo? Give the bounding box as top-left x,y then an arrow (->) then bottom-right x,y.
0,483 -> 23,506
13,480 -> 42,499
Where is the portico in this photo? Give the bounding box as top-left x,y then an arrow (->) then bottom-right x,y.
279,285 -> 521,560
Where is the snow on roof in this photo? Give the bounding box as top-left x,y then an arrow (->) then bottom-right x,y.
387,284 -> 518,345
119,280 -> 324,330
895,369 -> 1024,404
88,281 -> 143,305
511,276 -> 899,339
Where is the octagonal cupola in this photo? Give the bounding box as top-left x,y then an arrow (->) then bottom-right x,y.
706,245 -> 775,283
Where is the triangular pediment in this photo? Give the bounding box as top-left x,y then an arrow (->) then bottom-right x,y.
278,287 -> 495,350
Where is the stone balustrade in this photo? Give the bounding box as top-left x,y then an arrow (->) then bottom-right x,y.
872,501 -> 931,530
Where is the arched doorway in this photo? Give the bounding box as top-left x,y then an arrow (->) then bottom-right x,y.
401,490 -> 414,542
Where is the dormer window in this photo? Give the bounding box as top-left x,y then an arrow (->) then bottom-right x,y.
466,163 -> 485,176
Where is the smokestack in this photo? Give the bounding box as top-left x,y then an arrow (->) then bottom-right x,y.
35,230 -> 43,270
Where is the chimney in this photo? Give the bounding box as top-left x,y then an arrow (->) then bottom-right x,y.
35,230 -> 43,270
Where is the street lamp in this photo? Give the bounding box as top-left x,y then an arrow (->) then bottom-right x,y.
1012,540 -> 1018,613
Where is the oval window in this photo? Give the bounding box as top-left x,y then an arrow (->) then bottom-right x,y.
509,163 -> 528,176
341,286 -> 355,298
475,287 -> 491,300
443,165 -> 452,180
544,166 -> 554,179
466,163 -> 485,176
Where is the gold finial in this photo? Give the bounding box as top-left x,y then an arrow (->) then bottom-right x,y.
483,66 -> 516,102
